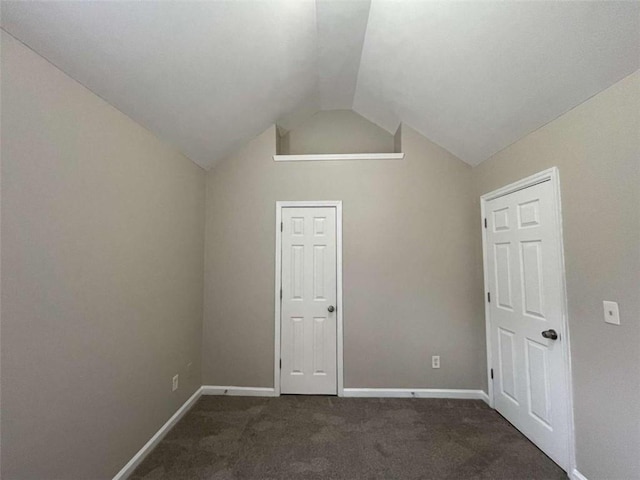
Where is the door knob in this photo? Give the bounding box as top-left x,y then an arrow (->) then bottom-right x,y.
328,305 -> 335,313
541,329 -> 558,340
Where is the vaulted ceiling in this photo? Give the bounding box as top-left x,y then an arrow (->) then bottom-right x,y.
2,1 -> 639,169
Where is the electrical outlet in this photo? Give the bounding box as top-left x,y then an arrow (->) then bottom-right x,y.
603,301 -> 620,325
432,356 -> 440,369
172,374 -> 179,392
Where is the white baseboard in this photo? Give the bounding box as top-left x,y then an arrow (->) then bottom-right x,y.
112,387 -> 202,480
201,386 -> 488,402
342,388 -> 489,400
201,385 -> 278,397
570,469 -> 588,480
479,390 -> 490,405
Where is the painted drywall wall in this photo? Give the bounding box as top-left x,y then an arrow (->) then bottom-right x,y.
203,123 -> 485,390
473,71 -> 640,479
279,110 -> 395,155
0,32 -> 205,479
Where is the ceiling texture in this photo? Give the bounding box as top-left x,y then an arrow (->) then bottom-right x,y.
2,0 -> 639,169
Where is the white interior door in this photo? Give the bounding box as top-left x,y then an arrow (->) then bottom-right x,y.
281,207 -> 337,395
485,180 -> 570,470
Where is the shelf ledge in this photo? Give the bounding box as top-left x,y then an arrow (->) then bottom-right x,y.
273,153 -> 405,162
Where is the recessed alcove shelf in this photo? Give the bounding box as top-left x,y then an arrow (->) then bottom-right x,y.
275,110 -> 403,160
273,153 -> 405,162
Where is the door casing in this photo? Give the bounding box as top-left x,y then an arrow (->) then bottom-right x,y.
274,201 -> 344,396
480,167 -> 576,472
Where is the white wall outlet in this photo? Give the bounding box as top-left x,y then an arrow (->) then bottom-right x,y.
172,374 -> 179,391
603,301 -> 620,325
432,355 -> 440,369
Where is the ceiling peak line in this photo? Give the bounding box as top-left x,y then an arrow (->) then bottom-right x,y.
2,1 -> 638,168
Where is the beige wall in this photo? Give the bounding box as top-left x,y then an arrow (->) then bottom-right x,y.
203,123 -> 486,390
473,71 -> 640,479
3,23 -> 637,480
0,32 -> 205,479
279,109 -> 395,155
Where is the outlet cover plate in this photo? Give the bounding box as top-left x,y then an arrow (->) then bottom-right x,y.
432,356 -> 440,369
603,301 -> 620,325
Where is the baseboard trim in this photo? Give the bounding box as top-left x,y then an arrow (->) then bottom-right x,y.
342,388 -> 489,400
479,390 -> 490,405
112,387 -> 202,480
201,385 -> 278,397
570,469 -> 588,480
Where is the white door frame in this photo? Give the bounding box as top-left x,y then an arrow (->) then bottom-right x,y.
480,167 -> 576,473
274,201 -> 344,396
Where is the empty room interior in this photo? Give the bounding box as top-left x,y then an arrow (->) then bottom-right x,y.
1,1 -> 639,479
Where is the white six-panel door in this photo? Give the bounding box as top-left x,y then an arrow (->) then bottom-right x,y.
485,180 -> 570,470
281,207 -> 337,395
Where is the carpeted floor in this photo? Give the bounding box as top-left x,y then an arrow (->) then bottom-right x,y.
130,395 -> 567,480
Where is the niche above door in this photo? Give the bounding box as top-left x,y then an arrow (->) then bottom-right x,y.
275,110 -> 404,159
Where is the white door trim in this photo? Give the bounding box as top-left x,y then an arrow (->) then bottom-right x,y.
480,167 -> 576,473
274,201 -> 343,396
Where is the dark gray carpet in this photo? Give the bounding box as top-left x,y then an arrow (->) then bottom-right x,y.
130,396 -> 566,480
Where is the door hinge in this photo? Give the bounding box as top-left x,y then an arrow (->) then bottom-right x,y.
484,218 -> 487,229
281,222 -> 283,232
491,368 -> 494,380
279,359 -> 282,369
487,292 -> 491,303
280,288 -> 282,300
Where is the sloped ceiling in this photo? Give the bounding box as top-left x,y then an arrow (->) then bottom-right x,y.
353,1 -> 640,164
2,0 -> 638,169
